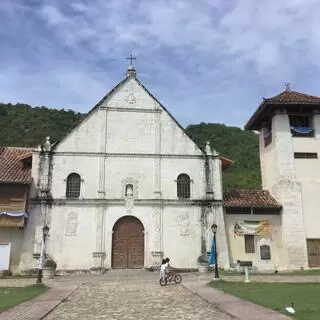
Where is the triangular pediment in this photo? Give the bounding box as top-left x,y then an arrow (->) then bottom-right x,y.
54,73 -> 204,156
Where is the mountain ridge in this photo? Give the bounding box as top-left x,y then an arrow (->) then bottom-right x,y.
0,102 -> 261,190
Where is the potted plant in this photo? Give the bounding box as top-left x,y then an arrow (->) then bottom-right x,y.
43,258 -> 57,279
197,255 -> 209,273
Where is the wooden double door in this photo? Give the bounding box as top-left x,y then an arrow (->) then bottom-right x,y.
307,239 -> 320,267
112,216 -> 144,269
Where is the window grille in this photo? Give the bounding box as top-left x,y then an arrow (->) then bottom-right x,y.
66,173 -> 81,199
244,235 -> 255,253
294,152 -> 318,159
177,174 -> 191,199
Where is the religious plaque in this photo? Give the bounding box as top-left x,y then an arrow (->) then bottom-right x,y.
260,244 -> 271,260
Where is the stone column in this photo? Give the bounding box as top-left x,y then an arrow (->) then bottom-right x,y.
93,206 -> 106,268
152,107 -> 163,267
205,142 -> 214,199
36,138 -> 54,256
97,107 -> 107,197
207,146 -> 230,268
313,110 -> 320,139
93,108 -> 107,268
272,110 -> 308,269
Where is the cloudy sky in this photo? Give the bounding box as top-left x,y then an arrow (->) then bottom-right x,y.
1,0 -> 320,127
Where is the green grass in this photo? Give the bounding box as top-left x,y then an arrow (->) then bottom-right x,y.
218,268 -> 320,276
209,281 -> 320,320
0,284 -> 48,312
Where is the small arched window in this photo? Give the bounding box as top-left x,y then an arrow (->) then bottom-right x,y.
177,174 -> 191,199
66,173 -> 81,199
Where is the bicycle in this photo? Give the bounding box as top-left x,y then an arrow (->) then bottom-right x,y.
159,270 -> 182,286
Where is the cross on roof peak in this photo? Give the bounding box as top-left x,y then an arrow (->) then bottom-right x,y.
126,54 -> 136,66
126,54 -> 137,77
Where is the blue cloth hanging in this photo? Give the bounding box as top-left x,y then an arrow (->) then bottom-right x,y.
291,126 -> 314,134
208,239 -> 216,265
0,211 -> 28,217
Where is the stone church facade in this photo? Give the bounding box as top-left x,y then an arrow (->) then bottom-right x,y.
17,65 -> 233,273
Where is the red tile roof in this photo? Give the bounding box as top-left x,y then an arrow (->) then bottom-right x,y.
223,189 -> 282,208
0,147 -> 33,184
245,89 -> 320,130
265,90 -> 320,104
220,156 -> 234,171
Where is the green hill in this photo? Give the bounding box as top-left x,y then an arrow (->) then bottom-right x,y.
0,103 -> 261,190
185,123 -> 261,190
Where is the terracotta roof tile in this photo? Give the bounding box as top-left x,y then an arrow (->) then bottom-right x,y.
223,189 -> 282,208
245,89 -> 320,130
265,90 -> 320,104
0,147 -> 33,184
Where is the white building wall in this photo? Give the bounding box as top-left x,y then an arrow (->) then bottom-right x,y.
48,205 -> 96,270
0,228 -> 24,274
259,123 -> 277,191
19,204 -> 44,272
160,111 -> 203,155
225,213 -> 284,271
51,155 -> 100,199
259,111 -> 308,269
106,111 -> 157,154
54,110 -> 102,153
162,205 -> 202,268
160,158 -> 206,200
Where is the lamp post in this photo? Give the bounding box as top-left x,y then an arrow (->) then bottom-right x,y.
36,225 -> 49,284
211,223 -> 219,279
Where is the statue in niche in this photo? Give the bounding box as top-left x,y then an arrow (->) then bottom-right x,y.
125,184 -> 133,197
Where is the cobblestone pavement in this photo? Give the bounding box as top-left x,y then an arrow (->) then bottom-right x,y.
44,271 -> 234,320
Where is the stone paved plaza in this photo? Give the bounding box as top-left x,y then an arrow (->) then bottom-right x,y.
43,270 -> 233,320
3,271 -> 314,319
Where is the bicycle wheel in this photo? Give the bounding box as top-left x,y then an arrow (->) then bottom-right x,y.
174,274 -> 182,284
159,278 -> 167,286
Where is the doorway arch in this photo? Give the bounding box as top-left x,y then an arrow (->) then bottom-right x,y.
112,216 -> 145,269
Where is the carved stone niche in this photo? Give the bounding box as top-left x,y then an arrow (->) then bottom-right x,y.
121,177 -> 139,199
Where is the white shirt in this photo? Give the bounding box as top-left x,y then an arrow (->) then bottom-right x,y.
161,262 -> 169,270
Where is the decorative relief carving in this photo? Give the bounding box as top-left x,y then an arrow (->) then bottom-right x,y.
125,198 -> 134,212
177,213 -> 190,236
126,93 -> 136,104
65,212 -> 78,236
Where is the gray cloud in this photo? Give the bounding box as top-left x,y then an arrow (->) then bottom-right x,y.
1,0 -> 320,127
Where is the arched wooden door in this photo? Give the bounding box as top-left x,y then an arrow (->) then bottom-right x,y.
112,216 -> 144,269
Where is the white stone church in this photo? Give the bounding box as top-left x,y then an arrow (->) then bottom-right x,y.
18,65 -> 234,273
2,65 -> 320,274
